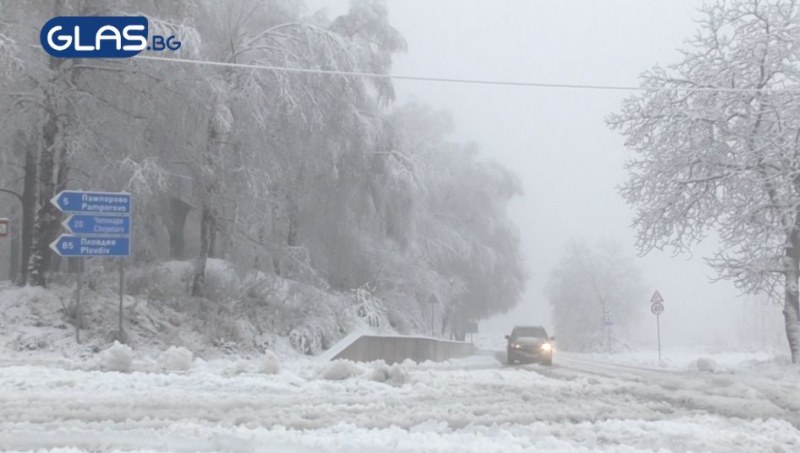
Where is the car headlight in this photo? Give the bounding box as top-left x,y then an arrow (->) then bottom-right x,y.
540,343 -> 552,352
512,343 -> 521,349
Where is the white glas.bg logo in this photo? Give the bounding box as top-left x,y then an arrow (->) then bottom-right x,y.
40,16 -> 181,58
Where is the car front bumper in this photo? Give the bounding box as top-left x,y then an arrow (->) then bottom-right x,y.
508,348 -> 552,363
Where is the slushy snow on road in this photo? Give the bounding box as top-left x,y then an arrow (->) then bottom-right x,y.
0,345 -> 798,452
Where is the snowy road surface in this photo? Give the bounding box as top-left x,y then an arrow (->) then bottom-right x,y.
0,351 -> 799,452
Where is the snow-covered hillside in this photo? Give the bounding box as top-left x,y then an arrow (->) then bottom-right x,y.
0,259 -> 398,360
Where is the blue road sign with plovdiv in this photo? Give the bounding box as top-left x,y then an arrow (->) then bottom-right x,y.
51,190 -> 131,215
50,190 -> 132,258
50,235 -> 130,257
63,215 -> 130,235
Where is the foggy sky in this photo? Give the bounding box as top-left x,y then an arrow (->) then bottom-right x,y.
311,0 -> 786,348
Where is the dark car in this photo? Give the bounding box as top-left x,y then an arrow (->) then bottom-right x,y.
505,325 -> 554,365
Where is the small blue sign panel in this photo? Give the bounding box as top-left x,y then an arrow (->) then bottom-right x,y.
51,191 -> 131,215
63,215 -> 130,235
50,235 -> 130,257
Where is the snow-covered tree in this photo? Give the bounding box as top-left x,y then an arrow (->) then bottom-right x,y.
546,241 -> 645,352
383,103 -> 526,329
0,0 -> 526,348
608,0 -> 800,361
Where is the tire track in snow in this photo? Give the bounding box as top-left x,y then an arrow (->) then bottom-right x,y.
539,353 -> 800,428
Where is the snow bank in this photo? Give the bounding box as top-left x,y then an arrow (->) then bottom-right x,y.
98,342 -> 133,372
366,361 -> 407,385
388,363 -> 408,384
257,351 -> 280,375
368,362 -> 391,382
321,360 -> 361,380
157,346 -> 194,372
689,357 -> 719,373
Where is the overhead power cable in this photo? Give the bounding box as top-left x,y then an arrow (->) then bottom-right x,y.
134,55 -> 800,93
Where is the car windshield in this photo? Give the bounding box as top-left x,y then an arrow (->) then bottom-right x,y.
512,327 -> 547,338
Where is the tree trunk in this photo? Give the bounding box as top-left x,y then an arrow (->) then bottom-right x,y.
8,208 -> 19,282
17,142 -> 37,286
48,114 -> 72,274
287,195 -> 299,247
208,213 -> 217,258
191,206 -> 214,297
784,219 -> 800,363
167,196 -> 191,259
27,103 -> 60,287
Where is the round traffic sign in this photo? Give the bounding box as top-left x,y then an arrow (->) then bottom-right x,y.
651,301 -> 664,315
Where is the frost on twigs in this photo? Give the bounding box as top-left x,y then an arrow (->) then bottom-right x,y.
353,284 -> 389,329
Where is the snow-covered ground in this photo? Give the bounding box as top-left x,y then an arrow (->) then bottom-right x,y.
1,340 -> 799,452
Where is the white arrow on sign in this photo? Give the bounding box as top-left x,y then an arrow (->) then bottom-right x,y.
650,290 -> 664,305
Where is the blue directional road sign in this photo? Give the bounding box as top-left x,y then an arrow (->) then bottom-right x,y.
50,235 -> 130,257
51,190 -> 131,215
63,215 -> 130,236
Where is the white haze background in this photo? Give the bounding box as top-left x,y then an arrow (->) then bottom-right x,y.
309,0 -> 785,349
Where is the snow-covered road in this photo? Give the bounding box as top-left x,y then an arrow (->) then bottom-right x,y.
0,350 -> 798,452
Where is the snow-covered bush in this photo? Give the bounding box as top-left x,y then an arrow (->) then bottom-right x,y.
322,360 -> 361,380
257,350 -> 280,375
99,341 -> 134,372
158,346 -> 194,372
125,261 -> 193,299
204,259 -> 241,301
353,285 -> 389,329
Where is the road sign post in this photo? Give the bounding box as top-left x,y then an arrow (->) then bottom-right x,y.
118,259 -> 125,342
603,311 -> 613,354
49,191 -> 131,343
650,291 -> 665,362
656,312 -> 661,362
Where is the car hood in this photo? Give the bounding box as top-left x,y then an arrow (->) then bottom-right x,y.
512,337 -> 546,347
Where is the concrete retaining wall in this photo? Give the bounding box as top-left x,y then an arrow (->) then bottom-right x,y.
331,335 -> 475,364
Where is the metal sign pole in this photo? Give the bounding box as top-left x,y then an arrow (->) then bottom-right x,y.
118,259 -> 124,342
76,257 -> 83,343
656,313 -> 662,362
650,290 -> 665,362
